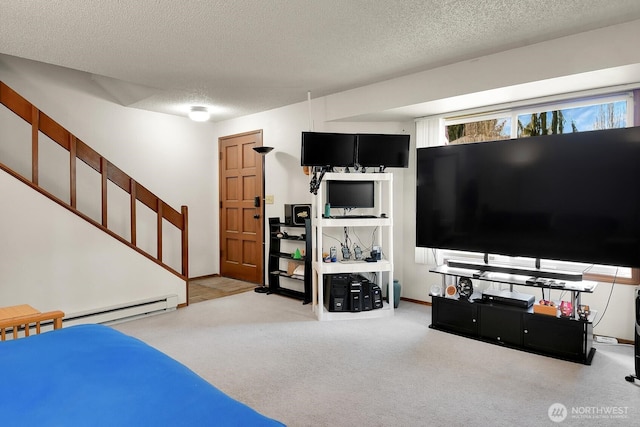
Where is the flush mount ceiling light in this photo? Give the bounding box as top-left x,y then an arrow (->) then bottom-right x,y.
188,106 -> 210,122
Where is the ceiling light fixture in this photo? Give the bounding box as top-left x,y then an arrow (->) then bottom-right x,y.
253,146 -> 274,155
188,106 -> 210,122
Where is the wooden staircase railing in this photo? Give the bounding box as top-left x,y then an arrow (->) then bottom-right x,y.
0,81 -> 189,303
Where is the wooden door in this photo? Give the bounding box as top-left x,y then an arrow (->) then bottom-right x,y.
219,130 -> 264,283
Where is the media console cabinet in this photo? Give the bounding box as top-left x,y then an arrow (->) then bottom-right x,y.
429,263 -> 598,365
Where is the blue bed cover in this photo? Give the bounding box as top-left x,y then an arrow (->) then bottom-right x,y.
0,324 -> 285,426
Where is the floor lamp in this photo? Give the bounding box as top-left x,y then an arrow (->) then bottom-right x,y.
253,146 -> 274,293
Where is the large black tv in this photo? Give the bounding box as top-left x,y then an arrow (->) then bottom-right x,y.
301,132 -> 356,167
416,126 -> 640,268
327,181 -> 375,209
356,133 -> 410,170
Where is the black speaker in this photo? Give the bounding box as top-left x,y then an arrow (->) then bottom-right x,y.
284,204 -> 311,226
624,287 -> 640,383
635,287 -> 640,377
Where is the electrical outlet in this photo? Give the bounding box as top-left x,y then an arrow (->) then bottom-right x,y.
265,195 -> 274,204
594,335 -> 618,344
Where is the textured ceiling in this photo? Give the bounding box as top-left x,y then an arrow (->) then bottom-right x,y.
1,0 -> 640,122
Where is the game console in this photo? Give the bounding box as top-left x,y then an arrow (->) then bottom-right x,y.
482,289 -> 535,308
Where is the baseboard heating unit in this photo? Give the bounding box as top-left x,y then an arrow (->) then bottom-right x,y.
19,295 -> 179,336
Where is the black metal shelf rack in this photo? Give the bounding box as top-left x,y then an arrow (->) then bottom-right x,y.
267,217 -> 312,304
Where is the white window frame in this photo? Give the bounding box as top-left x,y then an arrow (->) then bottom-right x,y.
512,93 -> 632,137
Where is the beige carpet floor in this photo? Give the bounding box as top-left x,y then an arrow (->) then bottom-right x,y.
114,291 -> 639,426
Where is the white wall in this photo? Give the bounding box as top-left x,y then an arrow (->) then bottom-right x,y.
0,169 -> 185,314
211,100 -> 413,286
211,20 -> 640,341
0,54 -> 217,317
0,54 -> 218,278
1,19 -> 639,339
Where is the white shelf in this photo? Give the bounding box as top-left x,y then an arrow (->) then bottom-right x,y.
430,264 -> 598,293
312,259 -> 392,275
315,217 -> 392,227
323,172 -> 392,182
311,172 -> 394,321
314,301 -> 395,321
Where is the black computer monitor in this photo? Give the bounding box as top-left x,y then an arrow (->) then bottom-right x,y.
326,181 -> 375,209
301,132 -> 357,167
356,133 -> 410,170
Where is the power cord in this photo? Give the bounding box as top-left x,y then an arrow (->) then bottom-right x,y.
594,267 -> 617,328
341,227 -> 352,259
309,166 -> 328,194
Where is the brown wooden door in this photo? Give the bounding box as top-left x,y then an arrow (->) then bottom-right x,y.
219,130 -> 264,284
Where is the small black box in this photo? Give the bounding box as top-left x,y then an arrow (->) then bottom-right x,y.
482,289 -> 535,308
285,204 -> 311,226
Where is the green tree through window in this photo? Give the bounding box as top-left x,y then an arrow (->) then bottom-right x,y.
517,101 -> 626,137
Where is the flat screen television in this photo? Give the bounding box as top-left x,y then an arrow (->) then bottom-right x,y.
416,126 -> 640,267
327,181 -> 375,209
301,132 -> 356,167
356,133 -> 410,169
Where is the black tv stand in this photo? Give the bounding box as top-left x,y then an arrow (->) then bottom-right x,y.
429,264 -> 598,365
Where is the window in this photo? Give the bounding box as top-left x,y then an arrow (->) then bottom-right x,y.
423,92 -> 637,284
446,116 -> 511,144
444,95 -> 630,142
517,100 -> 627,137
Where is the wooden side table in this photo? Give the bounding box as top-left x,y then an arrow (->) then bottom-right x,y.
0,304 -> 64,341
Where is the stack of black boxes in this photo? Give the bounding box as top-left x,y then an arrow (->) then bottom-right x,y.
324,273 -> 383,312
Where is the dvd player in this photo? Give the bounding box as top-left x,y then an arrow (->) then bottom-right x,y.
482,289 -> 535,308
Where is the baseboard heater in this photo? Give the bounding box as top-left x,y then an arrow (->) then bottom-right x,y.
446,259 -> 583,281
17,295 -> 179,336
63,295 -> 179,326
8,295 -> 178,337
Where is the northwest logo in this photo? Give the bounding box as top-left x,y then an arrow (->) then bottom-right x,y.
548,403 -> 568,423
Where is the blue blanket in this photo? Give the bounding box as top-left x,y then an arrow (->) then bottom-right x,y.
0,324 -> 284,426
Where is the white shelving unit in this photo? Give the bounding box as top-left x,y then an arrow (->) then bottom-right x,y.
311,172 -> 394,321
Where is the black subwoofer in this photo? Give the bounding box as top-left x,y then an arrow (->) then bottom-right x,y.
628,287 -> 640,382
284,204 -> 311,226
635,287 -> 640,377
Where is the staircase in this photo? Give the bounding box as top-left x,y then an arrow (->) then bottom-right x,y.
0,81 -> 189,322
